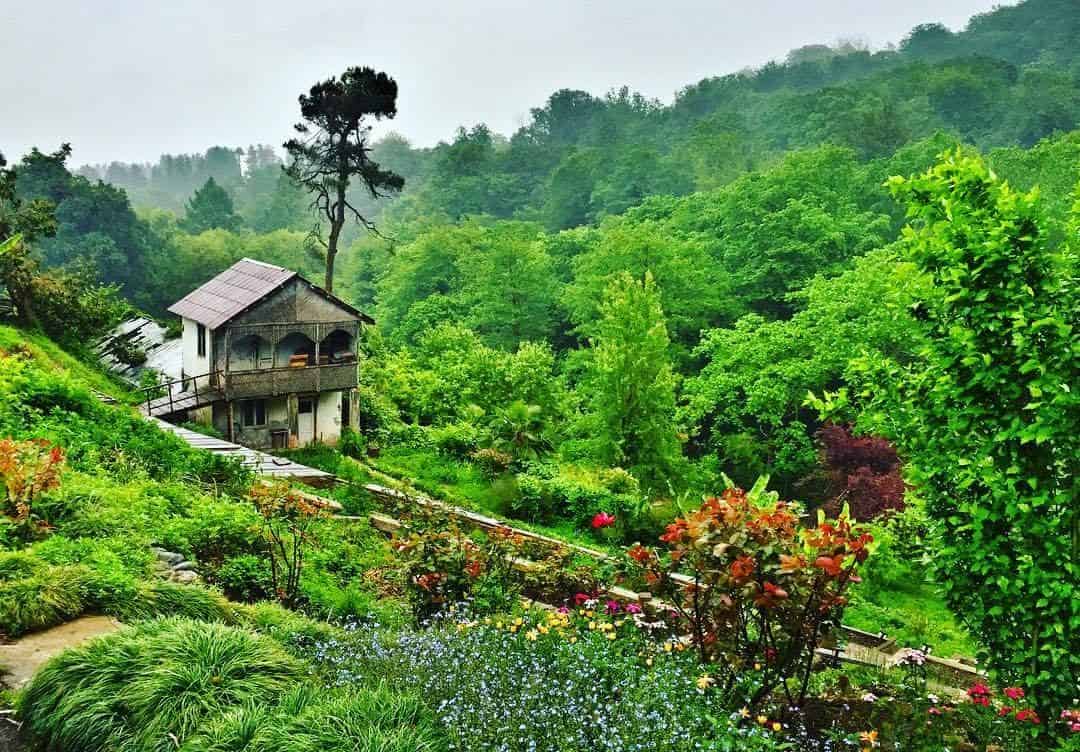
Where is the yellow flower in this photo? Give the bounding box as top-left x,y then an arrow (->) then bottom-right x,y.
858,730 -> 879,747
513,617 -> 523,626
772,722 -> 781,732
525,629 -> 538,641
757,715 -> 768,726
738,707 -> 751,719
663,642 -> 673,653
695,674 -> 715,691
645,657 -> 654,667
606,632 -> 616,640
753,663 -> 762,671
510,625 -> 518,633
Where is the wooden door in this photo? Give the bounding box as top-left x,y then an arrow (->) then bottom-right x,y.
298,398 -> 315,444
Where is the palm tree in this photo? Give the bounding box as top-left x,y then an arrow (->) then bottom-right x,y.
489,401 -> 550,461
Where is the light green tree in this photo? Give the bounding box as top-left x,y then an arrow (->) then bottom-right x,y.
581,272 -> 681,492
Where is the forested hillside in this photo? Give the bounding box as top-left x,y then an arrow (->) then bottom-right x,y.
2,0 -> 1078,749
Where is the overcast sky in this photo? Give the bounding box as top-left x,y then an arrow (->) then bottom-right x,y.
1,0 -> 1006,167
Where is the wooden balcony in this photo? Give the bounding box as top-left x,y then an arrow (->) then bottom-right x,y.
220,361 -> 358,400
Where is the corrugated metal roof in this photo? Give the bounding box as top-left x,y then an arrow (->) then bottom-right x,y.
167,258 -> 297,329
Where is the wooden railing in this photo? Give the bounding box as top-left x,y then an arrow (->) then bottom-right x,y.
139,370 -> 222,416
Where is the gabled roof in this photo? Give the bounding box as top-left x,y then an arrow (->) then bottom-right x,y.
167,258 -> 372,329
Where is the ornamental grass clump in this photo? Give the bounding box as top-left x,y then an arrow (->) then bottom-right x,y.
19,618 -> 303,752
625,482 -> 872,712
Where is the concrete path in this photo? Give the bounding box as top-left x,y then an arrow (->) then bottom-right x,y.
0,616 -> 121,689
150,418 -> 335,486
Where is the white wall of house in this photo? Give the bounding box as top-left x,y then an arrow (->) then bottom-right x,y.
316,390 -> 343,444
181,317 -> 213,389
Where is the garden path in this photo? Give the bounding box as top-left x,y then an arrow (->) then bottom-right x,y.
0,616 -> 120,689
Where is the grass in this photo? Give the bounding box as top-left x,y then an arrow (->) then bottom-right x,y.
19,618 -> 304,752
19,617 -> 446,752
846,577 -> 977,659
0,324 -> 131,402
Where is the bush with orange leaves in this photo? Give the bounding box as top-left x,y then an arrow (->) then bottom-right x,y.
625,482 -> 872,712
0,438 -> 64,540
250,481 -> 330,607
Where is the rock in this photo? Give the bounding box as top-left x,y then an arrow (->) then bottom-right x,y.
170,570 -> 200,585
171,561 -> 196,572
151,547 -> 184,566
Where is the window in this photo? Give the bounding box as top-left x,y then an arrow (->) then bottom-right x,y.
241,399 -> 267,427
196,323 -> 207,358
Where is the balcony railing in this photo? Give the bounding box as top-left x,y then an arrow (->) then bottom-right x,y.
221,361 -> 358,400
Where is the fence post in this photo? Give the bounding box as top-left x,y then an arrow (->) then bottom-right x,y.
167,379 -> 174,415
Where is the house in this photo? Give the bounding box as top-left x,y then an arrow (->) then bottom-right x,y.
158,258 -> 370,449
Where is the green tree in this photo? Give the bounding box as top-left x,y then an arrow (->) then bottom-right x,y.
284,66 -> 405,292
581,272 -> 681,492
459,222 -> 557,349
854,151 -> 1077,716
180,177 -> 241,233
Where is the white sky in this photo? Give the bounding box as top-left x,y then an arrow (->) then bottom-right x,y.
0,0 -> 1007,166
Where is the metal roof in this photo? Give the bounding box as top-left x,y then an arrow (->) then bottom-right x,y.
166,258 -> 371,329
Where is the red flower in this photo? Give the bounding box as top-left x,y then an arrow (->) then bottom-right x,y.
592,512 -> 616,529
967,683 -> 991,707
627,544 -> 653,565
574,592 -> 591,606
1003,686 -> 1025,701
464,559 -> 482,578
998,706 -> 1013,717
1015,709 -> 1040,724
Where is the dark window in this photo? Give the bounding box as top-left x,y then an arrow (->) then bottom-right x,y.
197,323 -> 207,357
241,399 -> 267,427
341,392 -> 351,427
298,398 -> 314,414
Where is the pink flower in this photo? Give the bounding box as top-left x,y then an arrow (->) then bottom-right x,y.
605,600 -> 620,615
592,512 -> 616,529
625,603 -> 642,614
1015,709 -> 1040,724
573,592 -> 591,606
1003,686 -> 1024,701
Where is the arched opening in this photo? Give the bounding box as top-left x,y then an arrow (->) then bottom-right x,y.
320,328 -> 355,364
230,333 -> 271,371
275,332 -> 315,367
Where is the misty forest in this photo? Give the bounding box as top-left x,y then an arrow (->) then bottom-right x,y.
0,1 -> 1076,750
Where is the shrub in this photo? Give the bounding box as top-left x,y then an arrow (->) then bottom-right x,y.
19,618 -> 303,752
0,563 -> 87,637
427,421 -> 484,458
392,509 -> 521,621
624,482 -> 872,712
156,495 -> 263,566
817,423 -> 905,521
251,482 -> 330,607
854,152 -> 1078,716
214,554 -> 274,602
0,437 -> 64,540
469,447 -> 513,480
338,427 -> 367,460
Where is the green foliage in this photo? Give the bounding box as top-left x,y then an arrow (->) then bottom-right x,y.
579,272 -> 682,492
0,557 -> 86,637
180,177 -> 242,233
19,618 -> 304,752
682,249 -> 930,498
856,150 -> 1078,715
